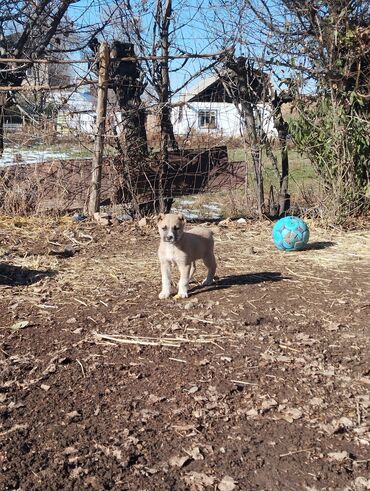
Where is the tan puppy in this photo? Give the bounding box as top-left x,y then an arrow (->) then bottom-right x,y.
157,213 -> 216,299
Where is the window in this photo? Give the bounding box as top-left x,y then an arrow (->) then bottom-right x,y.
198,110 -> 217,129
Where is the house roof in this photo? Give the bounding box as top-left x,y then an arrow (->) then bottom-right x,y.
49,90 -> 96,112
179,75 -> 220,103
177,70 -> 274,105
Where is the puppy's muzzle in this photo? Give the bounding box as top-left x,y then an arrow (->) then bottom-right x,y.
165,234 -> 176,243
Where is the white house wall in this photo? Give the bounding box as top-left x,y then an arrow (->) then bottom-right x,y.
256,103 -> 278,139
172,102 -> 242,137
171,101 -> 278,139
57,111 -> 96,135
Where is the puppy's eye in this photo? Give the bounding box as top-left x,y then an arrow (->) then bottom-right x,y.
174,226 -> 179,230
162,226 -> 168,231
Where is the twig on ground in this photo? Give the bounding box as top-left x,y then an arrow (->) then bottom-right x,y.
280,448 -> 315,458
76,359 -> 86,378
279,343 -> 300,353
183,316 -> 215,324
231,379 -> 258,386
75,298 -> 88,306
356,400 -> 362,425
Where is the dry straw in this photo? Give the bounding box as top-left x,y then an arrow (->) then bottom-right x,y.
94,332 -> 224,348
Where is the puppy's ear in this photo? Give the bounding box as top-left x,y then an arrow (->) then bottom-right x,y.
156,213 -> 165,223
178,213 -> 186,223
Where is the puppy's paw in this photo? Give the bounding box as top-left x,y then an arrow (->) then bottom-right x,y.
201,278 -> 214,286
159,290 -> 171,299
174,292 -> 188,300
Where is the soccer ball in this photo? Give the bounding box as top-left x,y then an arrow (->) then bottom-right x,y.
272,216 -> 309,251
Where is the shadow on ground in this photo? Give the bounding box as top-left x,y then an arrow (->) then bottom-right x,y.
191,271 -> 286,295
0,263 -> 55,286
305,241 -> 336,250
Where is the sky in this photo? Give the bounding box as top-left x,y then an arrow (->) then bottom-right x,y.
66,0 -> 314,97
68,0 -> 225,95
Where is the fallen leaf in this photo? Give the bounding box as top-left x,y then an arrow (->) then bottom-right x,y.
172,423 -> 196,432
198,358 -> 210,366
357,394 -> 370,408
84,476 -> 99,490
169,454 -> 192,468
70,466 -> 84,479
112,449 -> 122,460
63,446 -> 78,455
66,410 -> 81,422
281,408 -> 303,422
309,397 -> 324,406
354,476 -> 370,490
185,446 -> 204,461
320,417 -> 354,435
42,363 -> 57,376
148,394 -> 165,404
7,401 -> 25,411
261,399 -> 278,412
336,417 -> 354,432
327,451 -> 349,462
10,321 -> 29,330
218,475 -> 237,491
326,322 -> 340,331
183,471 -> 215,489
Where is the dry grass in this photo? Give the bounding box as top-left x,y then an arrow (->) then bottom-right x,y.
2,217 -> 369,317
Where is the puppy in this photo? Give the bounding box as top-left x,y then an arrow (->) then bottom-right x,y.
157,213 -> 217,299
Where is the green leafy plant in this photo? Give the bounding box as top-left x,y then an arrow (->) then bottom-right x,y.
289,95 -> 369,221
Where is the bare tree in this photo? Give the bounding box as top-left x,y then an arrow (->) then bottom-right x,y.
220,56 -> 271,217
99,0 -> 224,213
0,1 -> 77,154
108,41 -> 149,216
244,0 -> 370,218
198,1 -> 293,217
0,0 -> 114,154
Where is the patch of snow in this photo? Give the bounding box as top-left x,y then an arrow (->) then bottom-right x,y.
171,207 -> 202,220
177,198 -> 195,206
202,203 -> 221,212
0,147 -> 69,167
172,200 -> 222,220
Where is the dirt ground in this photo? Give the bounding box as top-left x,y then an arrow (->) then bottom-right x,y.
0,216 -> 369,491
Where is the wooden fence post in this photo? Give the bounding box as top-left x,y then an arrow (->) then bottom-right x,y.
87,42 -> 109,216
0,95 -> 5,157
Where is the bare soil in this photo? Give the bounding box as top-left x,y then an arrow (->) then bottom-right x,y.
0,217 -> 369,491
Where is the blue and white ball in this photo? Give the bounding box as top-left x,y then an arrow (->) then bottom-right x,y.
272,216 -> 309,251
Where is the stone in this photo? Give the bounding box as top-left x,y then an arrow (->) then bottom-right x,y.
93,212 -> 111,226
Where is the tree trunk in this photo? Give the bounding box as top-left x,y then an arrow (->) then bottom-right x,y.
278,136 -> 290,216
111,42 -> 148,161
242,102 -> 264,217
109,42 -> 149,217
223,56 -> 266,217
156,0 -> 177,213
0,101 -> 4,157
86,43 -> 109,216
272,91 -> 291,216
